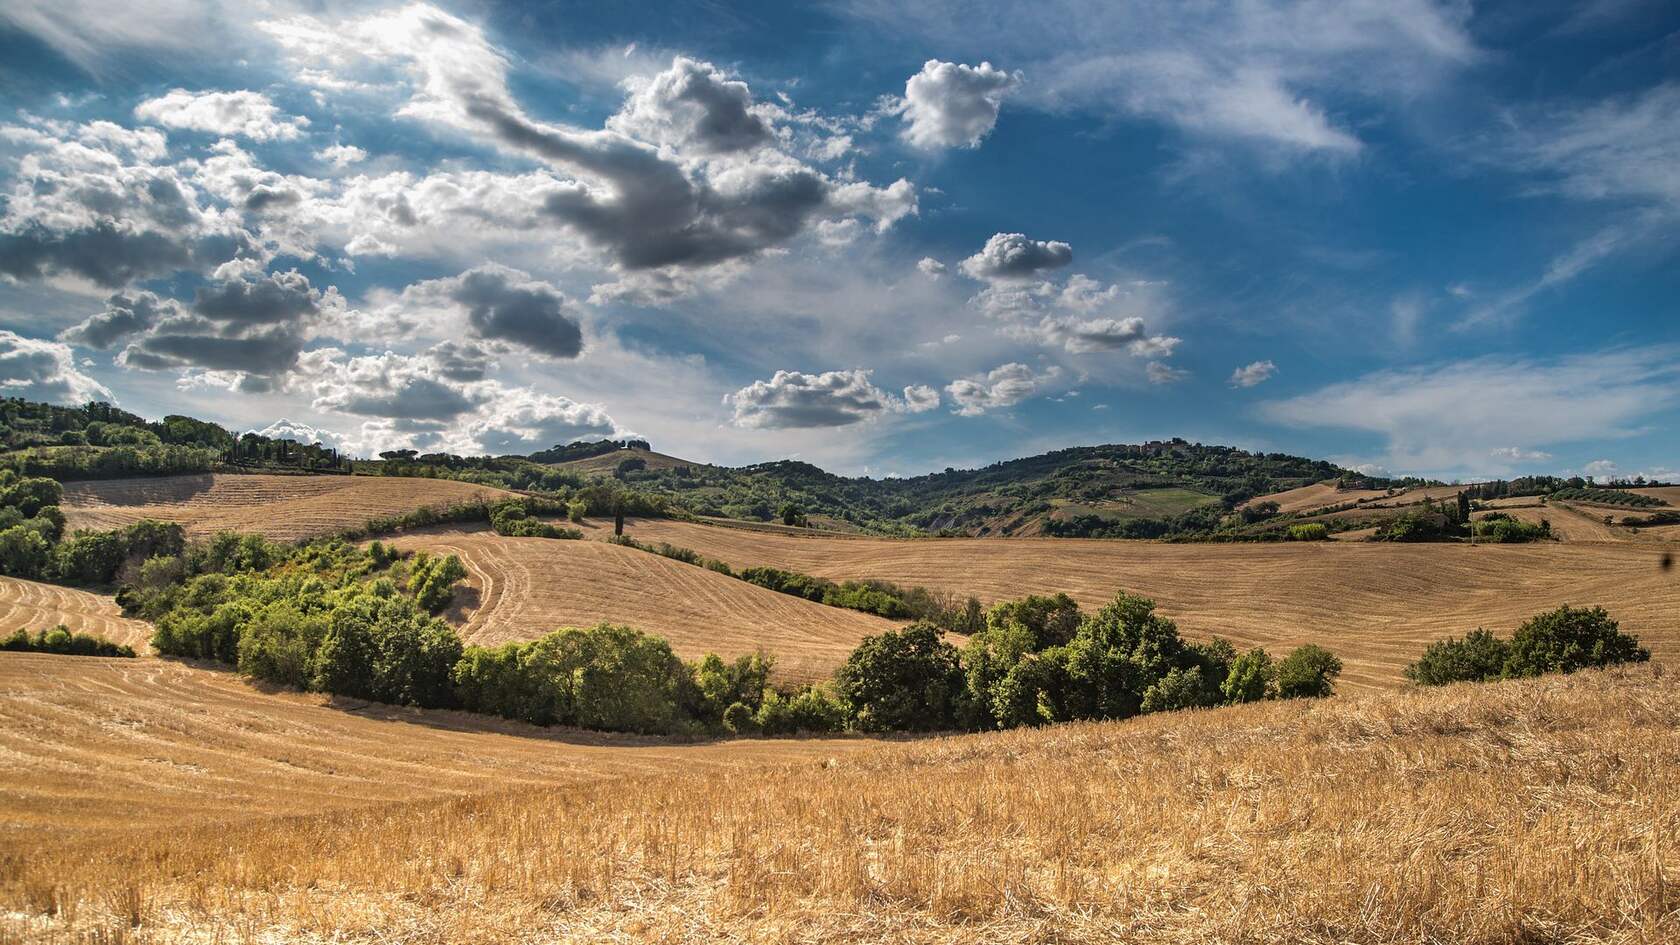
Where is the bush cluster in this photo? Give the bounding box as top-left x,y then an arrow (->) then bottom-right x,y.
0,471 -> 186,587
840,592 -> 1343,733
489,501 -> 583,539
1,625 -> 135,657
1404,605 -> 1649,685
1471,513 -> 1552,543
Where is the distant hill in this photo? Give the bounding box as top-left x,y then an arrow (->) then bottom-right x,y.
605,440 -> 1401,537
548,446 -> 703,475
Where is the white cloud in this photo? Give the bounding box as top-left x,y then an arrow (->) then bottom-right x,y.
1582,459 -> 1618,478
892,59 -> 1022,150
945,362 -> 1058,416
841,0 -> 1476,154
254,418 -> 342,449
1229,360 -> 1277,388
725,369 -> 937,429
1259,348 -> 1680,475
0,330 -> 113,403
1146,361 -> 1188,384
135,89 -> 309,141
314,144 -> 367,168
1489,446 -> 1552,463
959,232 -> 1072,281
917,256 -> 947,277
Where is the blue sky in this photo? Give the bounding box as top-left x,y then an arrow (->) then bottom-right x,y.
0,0 -> 1676,480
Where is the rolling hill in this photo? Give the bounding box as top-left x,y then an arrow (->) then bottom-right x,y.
604,517 -> 1680,689
3,655 -> 1672,944
381,525 -> 899,682
59,473 -> 518,540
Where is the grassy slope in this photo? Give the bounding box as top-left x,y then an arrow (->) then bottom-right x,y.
5,657 -> 1675,944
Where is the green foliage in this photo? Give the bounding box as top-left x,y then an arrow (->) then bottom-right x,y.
689,651 -> 773,729
453,624 -> 693,734
1,624 -> 135,657
1221,648 -> 1275,703
834,623 -> 966,732
1274,644 -> 1343,698
408,552 -> 468,613
566,499 -> 587,523
1404,629 -> 1510,686
1372,510 -> 1462,542
312,588 -> 463,707
1472,514 -> 1552,543
1287,523 -> 1330,541
1504,605 -> 1648,677
779,502 -> 807,527
754,685 -> 848,735
1549,487 -> 1663,508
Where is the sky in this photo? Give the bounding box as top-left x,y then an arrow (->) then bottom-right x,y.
0,0 -> 1676,481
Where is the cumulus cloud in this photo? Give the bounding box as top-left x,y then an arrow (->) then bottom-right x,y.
1259,348 -> 1680,476
892,59 -> 1021,150
260,5 -> 915,287
367,265 -> 585,359
959,232 -> 1073,281
0,330 -> 113,403
973,273 -> 1180,360
607,57 -> 773,154
917,256 -> 947,277
1229,359 -> 1277,388
725,368 -> 937,429
0,119 -> 256,287
945,362 -> 1057,416
134,89 -> 309,141
58,290 -> 179,349
194,268 -> 324,325
1582,459 -> 1618,478
1489,446 -> 1552,464
314,144 -> 367,168
254,418 -> 343,449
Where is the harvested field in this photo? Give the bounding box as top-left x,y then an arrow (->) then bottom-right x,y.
603,518 -> 1680,690
552,447 -> 699,475
60,474 -> 517,540
5,662 -> 1675,944
0,653 -> 868,847
1480,503 -> 1627,542
1243,479 -> 1392,514
0,576 -> 152,652
1631,485 -> 1680,505
382,526 -> 898,683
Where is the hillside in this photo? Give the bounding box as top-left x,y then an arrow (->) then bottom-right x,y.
607,439 -> 1383,537
59,473 -> 518,540
0,654 -> 869,845
608,518 -> 1680,689
0,575 -> 153,651
4,657 -> 1673,943
550,446 -> 703,475
380,526 -> 899,682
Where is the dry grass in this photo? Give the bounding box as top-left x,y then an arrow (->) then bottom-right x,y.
59,474 -> 517,540
0,576 -> 152,651
3,657 -> 1676,944
383,526 -> 899,683
605,518 -> 1680,690
0,653 -> 870,848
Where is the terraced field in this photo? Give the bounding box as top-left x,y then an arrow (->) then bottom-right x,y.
1243,480 -> 1393,514
60,474 -> 517,540
599,518 -> 1680,690
0,575 -> 153,651
0,654 -> 867,847
382,527 -> 898,682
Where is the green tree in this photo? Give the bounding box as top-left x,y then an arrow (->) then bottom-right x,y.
1403,629 -> 1509,685
835,623 -> 965,732
1274,644 -> 1342,698
1222,648 -> 1275,702
1502,605 -> 1648,678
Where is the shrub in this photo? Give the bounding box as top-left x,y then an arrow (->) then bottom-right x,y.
755,685 -> 847,735
408,552 -> 468,614
1472,517 -> 1551,543
1403,629 -> 1509,685
835,623 -> 965,732
50,530 -> 129,585
721,701 -> 758,734
1503,605 -> 1648,677
0,624 -> 135,657
689,651 -> 773,728
1287,523 -> 1330,541
312,590 -> 463,708
1274,644 -> 1342,698
1222,647 -> 1275,702
237,603 -> 329,689
566,500 -> 587,524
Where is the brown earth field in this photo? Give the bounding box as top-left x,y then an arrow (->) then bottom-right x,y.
381,526 -> 899,683
1242,479 -> 1393,513
59,473 -> 517,540
586,518 -> 1680,691
3,656 -> 1675,944
550,447 -> 700,474
0,576 -> 153,652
